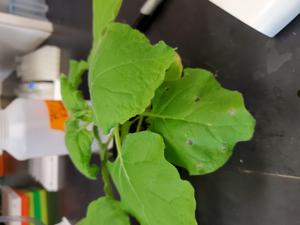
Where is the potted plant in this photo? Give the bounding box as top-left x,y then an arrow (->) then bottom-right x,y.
60,0 -> 255,224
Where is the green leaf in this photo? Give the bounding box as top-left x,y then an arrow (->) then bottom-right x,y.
147,68 -> 256,175
78,197 -> 130,225
65,117 -> 99,179
93,0 -> 123,47
165,52 -> 183,81
108,131 -> 197,225
60,75 -> 88,114
120,120 -> 132,143
89,23 -> 175,134
60,60 -> 88,114
68,60 -> 89,88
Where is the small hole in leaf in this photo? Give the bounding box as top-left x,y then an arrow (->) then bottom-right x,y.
194,96 -> 200,102
297,90 -> 300,98
186,139 -> 193,145
165,87 -> 170,91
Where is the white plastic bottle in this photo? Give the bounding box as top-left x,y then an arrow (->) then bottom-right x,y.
0,98 -> 69,160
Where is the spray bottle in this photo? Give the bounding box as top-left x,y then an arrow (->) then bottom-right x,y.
0,98 -> 80,160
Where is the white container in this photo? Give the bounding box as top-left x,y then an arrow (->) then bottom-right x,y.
0,12 -> 53,91
29,155 -> 62,191
0,0 -> 48,20
0,99 -> 112,160
10,3 -> 49,20
0,98 -> 69,160
209,0 -> 300,37
17,46 -> 61,82
10,0 -> 48,13
16,82 -> 55,99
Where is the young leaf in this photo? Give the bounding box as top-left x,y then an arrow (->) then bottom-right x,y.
146,68 -> 256,175
93,0 -> 123,47
60,75 -> 88,113
165,52 -> 183,81
68,60 -> 89,88
89,23 -> 175,134
108,131 -> 197,225
78,197 -> 130,225
60,60 -> 88,114
65,117 -> 99,179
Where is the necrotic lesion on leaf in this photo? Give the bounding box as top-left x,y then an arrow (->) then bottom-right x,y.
147,68 -> 255,175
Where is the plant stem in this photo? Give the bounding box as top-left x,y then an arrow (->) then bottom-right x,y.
136,115 -> 144,132
105,132 -> 114,147
120,121 -> 132,143
93,126 -> 113,197
114,126 -> 122,156
101,164 -> 113,198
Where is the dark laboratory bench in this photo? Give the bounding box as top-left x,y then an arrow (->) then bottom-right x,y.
46,0 -> 300,224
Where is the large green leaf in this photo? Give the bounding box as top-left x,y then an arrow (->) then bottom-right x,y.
108,131 -> 197,225
89,23 -> 175,134
65,117 -> 99,179
147,68 -> 255,175
93,0 -> 123,47
78,197 -> 130,225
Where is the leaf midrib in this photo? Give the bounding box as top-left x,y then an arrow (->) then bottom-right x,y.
143,112 -> 253,127
114,155 -> 151,225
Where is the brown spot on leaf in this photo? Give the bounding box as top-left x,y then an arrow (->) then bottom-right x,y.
186,139 -> 193,145
194,96 -> 200,102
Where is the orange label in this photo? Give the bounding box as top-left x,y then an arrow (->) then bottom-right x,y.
45,101 -> 69,131
0,154 -> 4,176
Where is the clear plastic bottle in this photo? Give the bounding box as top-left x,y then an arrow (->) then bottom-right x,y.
0,98 -> 69,160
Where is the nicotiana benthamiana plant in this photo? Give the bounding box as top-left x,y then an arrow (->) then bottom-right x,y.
60,0 -> 255,224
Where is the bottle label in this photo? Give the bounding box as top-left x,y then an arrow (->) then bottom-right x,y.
0,154 -> 3,176
45,101 -> 69,131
